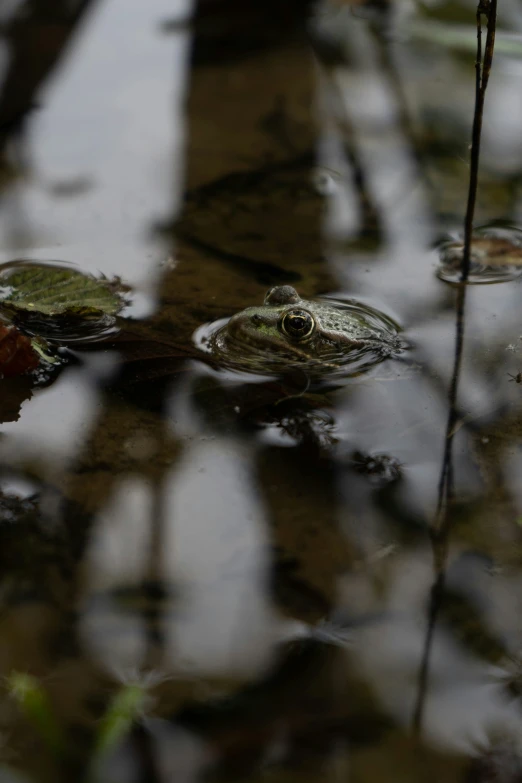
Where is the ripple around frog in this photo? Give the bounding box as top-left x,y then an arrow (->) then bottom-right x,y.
436,226 -> 522,284
194,297 -> 404,381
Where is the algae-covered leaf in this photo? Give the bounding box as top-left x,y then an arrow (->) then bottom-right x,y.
0,262 -> 127,317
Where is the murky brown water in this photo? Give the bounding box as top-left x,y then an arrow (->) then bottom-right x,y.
2,1 -> 522,781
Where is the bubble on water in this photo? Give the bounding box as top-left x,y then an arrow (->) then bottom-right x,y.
436,226 -> 522,285
312,168 -> 340,196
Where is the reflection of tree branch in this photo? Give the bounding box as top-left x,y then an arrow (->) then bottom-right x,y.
433,285 -> 467,548
142,475 -> 168,672
370,21 -> 427,178
412,283 -> 467,733
129,722 -> 163,783
315,68 -> 383,248
0,0 -> 100,148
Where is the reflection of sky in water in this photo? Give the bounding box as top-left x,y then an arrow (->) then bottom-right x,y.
163,439 -> 276,676
81,440 -> 276,678
351,552 -> 522,753
321,4 -> 522,328
0,367 -> 98,461
0,0 -> 24,24
81,478 -> 157,670
0,0 -> 191,315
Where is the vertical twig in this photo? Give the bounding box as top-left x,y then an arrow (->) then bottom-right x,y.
461,0 -> 498,281
413,0 -> 497,734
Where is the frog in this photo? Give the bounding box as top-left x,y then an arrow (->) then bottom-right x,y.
205,285 -> 403,374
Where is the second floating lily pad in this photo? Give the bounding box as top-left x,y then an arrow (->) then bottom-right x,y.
437,226 -> 522,284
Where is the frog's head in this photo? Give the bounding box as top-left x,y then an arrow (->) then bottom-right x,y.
207,285 -> 402,372
225,286 -> 321,359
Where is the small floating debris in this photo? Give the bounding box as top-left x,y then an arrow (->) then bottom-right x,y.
312,167 -> 341,196
436,226 -> 522,284
351,451 -> 402,485
508,372 -> 522,384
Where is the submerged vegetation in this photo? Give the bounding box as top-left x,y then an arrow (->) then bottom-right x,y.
7,673 -> 150,782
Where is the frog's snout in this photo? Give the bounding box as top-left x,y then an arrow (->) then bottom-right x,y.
227,310 -> 269,337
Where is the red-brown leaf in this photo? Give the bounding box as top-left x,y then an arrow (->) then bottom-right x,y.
0,323 -> 40,378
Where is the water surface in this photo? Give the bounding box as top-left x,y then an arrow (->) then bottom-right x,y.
2,1 -> 522,781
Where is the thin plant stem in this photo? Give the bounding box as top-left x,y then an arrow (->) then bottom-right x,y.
413,0 -> 497,735
461,0 -> 498,281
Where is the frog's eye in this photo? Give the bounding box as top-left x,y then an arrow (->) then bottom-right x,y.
279,309 -> 316,341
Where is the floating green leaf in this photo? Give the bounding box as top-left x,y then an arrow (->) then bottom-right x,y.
0,263 -> 126,317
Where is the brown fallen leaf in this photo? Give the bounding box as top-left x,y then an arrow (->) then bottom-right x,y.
0,322 -> 40,378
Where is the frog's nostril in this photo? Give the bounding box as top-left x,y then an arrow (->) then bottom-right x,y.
251,314 -> 263,325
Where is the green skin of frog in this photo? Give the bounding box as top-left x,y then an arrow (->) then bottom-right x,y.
222,285 -> 399,363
